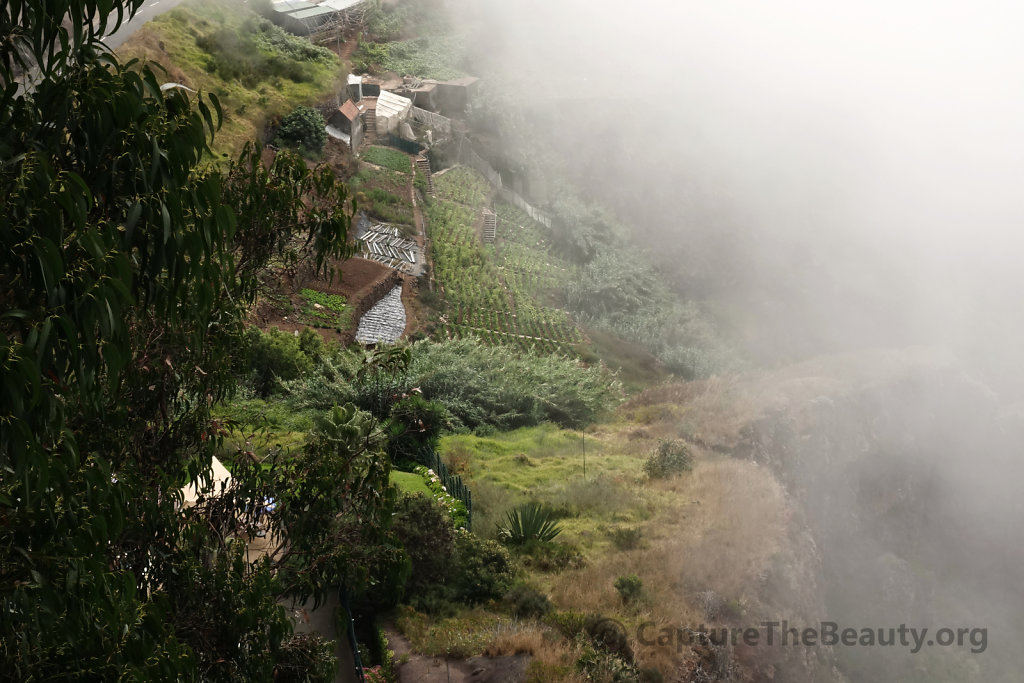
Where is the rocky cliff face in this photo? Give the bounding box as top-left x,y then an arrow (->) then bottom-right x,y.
658,349 -> 1021,682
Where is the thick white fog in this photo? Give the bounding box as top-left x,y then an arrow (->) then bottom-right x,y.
457,3 -> 1024,680
468,0 -> 1024,388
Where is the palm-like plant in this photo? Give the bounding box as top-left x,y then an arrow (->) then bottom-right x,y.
498,503 -> 562,545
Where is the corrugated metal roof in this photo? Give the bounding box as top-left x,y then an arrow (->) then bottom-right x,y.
272,0 -> 315,12
321,0 -> 364,10
290,6 -> 336,19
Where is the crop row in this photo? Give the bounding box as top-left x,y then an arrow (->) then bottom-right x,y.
425,182 -> 586,354
449,304 -> 583,345
433,167 -> 491,208
442,324 -> 576,357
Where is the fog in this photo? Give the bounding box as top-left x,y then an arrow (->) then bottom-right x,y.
456,1 -> 1024,680
466,0 -> 1024,391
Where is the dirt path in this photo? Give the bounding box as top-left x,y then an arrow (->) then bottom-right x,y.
382,625 -> 529,683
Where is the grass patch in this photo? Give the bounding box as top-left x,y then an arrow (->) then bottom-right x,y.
440,424 -> 646,544
116,0 -> 341,158
390,470 -> 432,497
396,606 -> 506,658
362,146 -> 412,174
349,167 -> 414,225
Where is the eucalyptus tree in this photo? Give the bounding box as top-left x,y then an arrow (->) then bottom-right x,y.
0,0 -> 392,678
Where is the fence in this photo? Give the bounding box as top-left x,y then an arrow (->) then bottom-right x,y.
381,134 -> 424,156
497,187 -> 553,228
410,106 -> 452,136
418,447 -> 473,532
450,136 -> 554,228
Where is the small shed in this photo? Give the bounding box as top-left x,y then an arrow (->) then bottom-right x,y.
181,456 -> 233,506
393,78 -> 439,110
328,99 -> 364,150
434,77 -> 480,115
347,73 -> 364,102
374,90 -> 413,136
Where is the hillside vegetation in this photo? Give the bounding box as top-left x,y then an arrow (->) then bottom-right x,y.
118,0 -> 342,157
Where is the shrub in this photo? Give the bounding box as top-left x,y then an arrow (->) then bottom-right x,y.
390,494 -> 455,599
386,395 -> 450,466
245,327 -> 313,396
607,526 -> 642,551
277,106 -> 327,155
412,465 -> 468,529
585,613 -> 634,663
643,439 -> 693,479
614,575 -> 643,604
407,337 -> 621,431
450,532 -> 514,605
515,539 -> 585,573
503,583 -> 552,619
544,610 -> 587,639
497,503 -> 562,545
273,632 -> 337,682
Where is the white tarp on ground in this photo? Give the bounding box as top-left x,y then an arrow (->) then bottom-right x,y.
374,90 -> 413,136
355,285 -> 406,344
326,124 -> 350,144
181,456 -> 232,505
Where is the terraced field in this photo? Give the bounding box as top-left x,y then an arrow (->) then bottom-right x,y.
426,168 -> 583,355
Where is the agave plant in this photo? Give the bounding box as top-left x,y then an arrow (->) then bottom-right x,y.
498,503 -> 563,545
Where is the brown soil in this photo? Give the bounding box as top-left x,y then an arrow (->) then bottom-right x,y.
255,256 -> 398,344
383,625 -> 529,683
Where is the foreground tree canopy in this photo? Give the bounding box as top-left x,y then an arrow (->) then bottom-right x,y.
0,1 -> 397,679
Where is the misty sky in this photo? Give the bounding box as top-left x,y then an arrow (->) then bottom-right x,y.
470,0 -> 1024,385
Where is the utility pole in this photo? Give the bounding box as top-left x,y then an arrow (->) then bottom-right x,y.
582,428 -> 586,480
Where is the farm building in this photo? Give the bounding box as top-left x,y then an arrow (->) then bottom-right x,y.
327,99 -> 364,150
270,0 -> 366,35
347,73 -> 386,101
373,90 -> 413,136
394,76 -> 480,116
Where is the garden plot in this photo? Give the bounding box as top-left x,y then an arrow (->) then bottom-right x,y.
356,285 -> 406,344
424,168 -> 584,356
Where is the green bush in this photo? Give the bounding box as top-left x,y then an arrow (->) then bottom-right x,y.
386,395 -> 450,466
277,106 -> 327,155
390,494 -> 455,601
245,327 -> 314,396
407,337 -> 621,431
614,575 -> 643,604
412,465 -> 468,529
497,503 -> 563,545
544,610 -> 587,639
643,439 -> 693,479
515,539 -> 585,573
273,632 -> 337,683
449,532 -> 514,605
504,583 -> 552,619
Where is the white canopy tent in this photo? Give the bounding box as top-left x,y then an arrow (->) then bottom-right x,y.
181,455 -> 233,506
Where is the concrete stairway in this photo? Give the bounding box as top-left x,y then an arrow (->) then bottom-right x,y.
415,156 -> 434,196
482,210 -> 496,244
